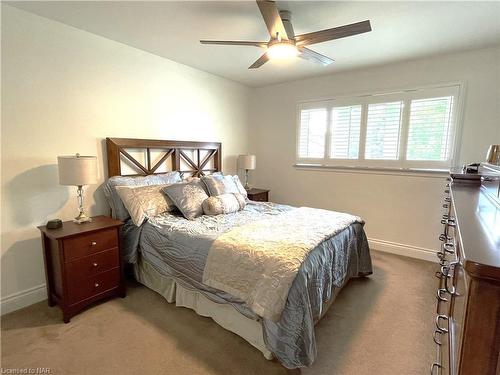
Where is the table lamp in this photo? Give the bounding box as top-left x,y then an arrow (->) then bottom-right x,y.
486,145 -> 500,165
58,153 -> 98,223
238,154 -> 256,190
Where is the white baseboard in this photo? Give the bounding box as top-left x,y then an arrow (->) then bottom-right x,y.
1,284 -> 47,315
368,238 -> 437,262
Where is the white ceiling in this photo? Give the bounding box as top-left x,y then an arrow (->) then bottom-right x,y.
8,1 -> 500,87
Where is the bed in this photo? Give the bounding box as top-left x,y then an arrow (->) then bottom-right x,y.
105,137 -> 373,369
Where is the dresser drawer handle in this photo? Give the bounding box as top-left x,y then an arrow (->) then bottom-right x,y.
94,282 -> 100,288
442,242 -> 454,254
435,314 -> 449,333
441,218 -> 456,226
430,363 -> 442,374
433,330 -> 443,345
439,234 -> 452,242
436,288 -> 448,302
444,261 -> 459,295
90,241 -> 97,246
93,262 -> 98,267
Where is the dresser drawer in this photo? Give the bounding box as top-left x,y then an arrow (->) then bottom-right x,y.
67,267 -> 120,304
66,247 -> 119,280
63,228 -> 118,262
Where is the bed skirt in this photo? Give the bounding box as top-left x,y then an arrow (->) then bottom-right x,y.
133,256 -> 274,360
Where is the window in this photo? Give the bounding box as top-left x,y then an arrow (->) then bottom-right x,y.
298,108 -> 327,159
296,84 -> 461,170
330,105 -> 361,159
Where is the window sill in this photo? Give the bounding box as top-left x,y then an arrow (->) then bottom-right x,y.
293,163 -> 450,178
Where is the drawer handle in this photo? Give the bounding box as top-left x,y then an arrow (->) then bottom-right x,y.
433,330 -> 443,345
442,242 -> 454,254
93,262 -> 98,267
439,234 -> 452,242
95,282 -> 100,288
430,363 -> 442,374
435,314 -> 449,333
436,288 -> 448,302
441,218 -> 456,227
444,261 -> 459,295
90,241 -> 97,246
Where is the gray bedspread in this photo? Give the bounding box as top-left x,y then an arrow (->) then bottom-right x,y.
123,201 -> 372,368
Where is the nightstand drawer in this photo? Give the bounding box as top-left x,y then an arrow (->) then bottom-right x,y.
250,192 -> 268,202
63,228 -> 118,262
67,267 -> 120,304
66,248 -> 119,280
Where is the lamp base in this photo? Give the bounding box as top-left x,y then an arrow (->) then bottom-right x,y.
73,212 -> 92,224
73,185 -> 92,224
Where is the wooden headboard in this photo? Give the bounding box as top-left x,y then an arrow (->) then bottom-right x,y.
106,138 -> 221,178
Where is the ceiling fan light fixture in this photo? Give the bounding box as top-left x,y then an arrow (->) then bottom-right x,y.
266,42 -> 298,60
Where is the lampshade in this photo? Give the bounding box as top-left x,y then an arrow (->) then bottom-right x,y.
58,154 -> 98,186
238,154 -> 256,170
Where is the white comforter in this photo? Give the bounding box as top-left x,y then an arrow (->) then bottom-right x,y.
202,207 -> 362,321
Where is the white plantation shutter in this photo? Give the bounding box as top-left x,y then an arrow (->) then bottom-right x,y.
406,96 -> 454,161
365,101 -> 403,160
298,108 -> 327,159
296,84 -> 460,169
330,105 -> 361,159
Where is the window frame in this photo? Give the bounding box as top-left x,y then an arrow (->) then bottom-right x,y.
296,83 -> 464,171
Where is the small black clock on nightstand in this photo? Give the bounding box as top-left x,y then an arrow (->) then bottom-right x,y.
246,188 -> 270,202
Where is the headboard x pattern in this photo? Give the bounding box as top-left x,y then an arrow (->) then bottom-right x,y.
106,138 -> 221,178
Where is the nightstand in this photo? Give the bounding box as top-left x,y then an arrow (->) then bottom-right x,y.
246,188 -> 270,202
38,216 -> 125,323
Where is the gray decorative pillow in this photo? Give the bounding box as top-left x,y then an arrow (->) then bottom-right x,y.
162,180 -> 209,220
115,184 -> 176,226
202,193 -> 246,216
201,174 -> 239,196
103,172 -> 181,221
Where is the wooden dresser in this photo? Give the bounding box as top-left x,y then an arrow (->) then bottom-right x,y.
38,216 -> 125,322
432,164 -> 500,375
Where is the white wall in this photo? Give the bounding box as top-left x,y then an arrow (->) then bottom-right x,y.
0,5 -> 251,313
249,46 -> 500,259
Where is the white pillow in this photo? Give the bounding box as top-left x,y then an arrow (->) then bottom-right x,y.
115,184 -> 176,226
232,175 -> 248,198
202,193 -> 247,216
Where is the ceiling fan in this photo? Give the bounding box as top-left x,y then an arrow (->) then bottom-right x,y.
200,0 -> 372,69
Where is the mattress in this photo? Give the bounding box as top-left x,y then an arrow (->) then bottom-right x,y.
123,201 -> 372,368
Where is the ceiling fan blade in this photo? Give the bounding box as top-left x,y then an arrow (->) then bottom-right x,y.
200,40 -> 267,48
248,53 -> 269,69
295,20 -> 372,46
279,10 -> 295,39
256,0 -> 288,40
299,47 -> 334,66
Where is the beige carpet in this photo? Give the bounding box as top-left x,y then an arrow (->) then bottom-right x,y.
1,251 -> 437,375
